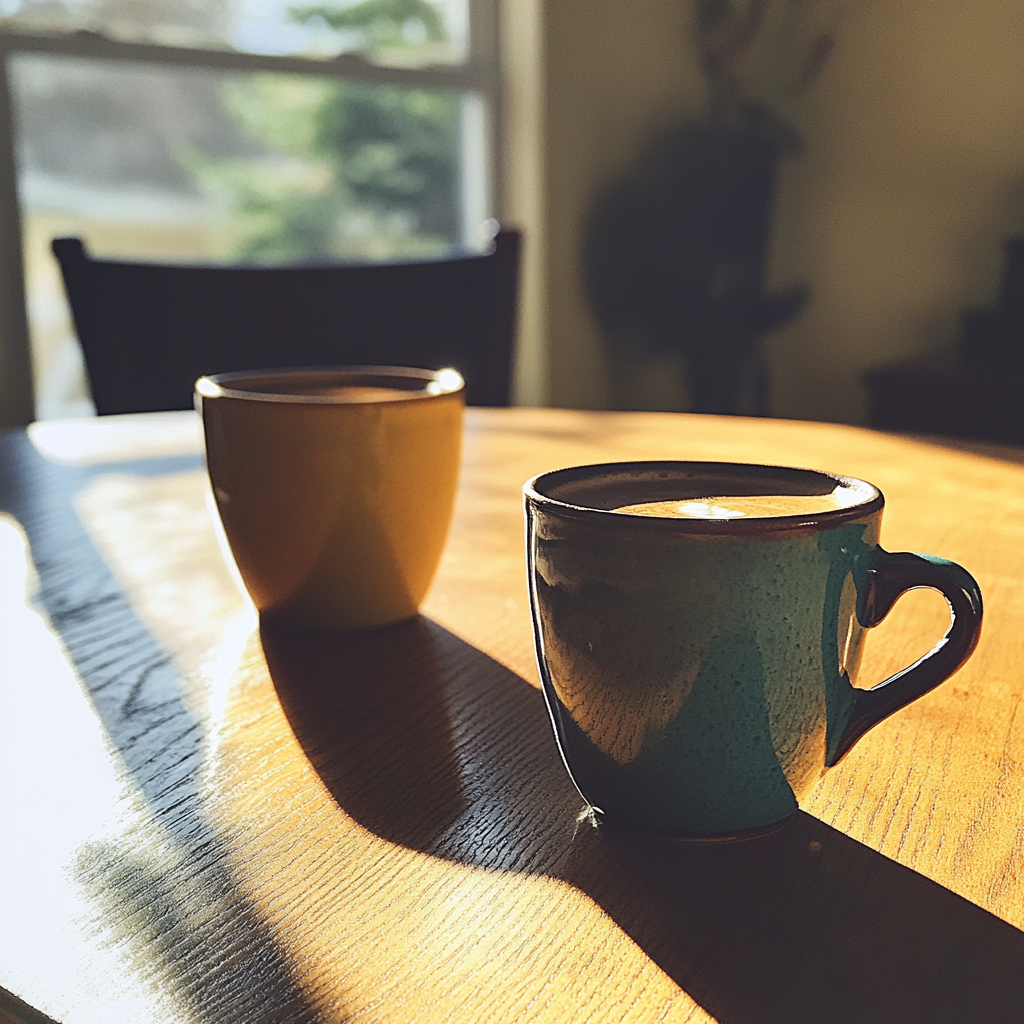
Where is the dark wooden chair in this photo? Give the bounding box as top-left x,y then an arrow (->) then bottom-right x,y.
52,230 -> 521,414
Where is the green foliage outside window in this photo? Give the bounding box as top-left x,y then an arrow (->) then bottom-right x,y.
185,0 -> 461,263
292,0 -> 447,48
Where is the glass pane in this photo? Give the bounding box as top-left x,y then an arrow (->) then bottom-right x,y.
0,0 -> 468,66
11,53 -> 488,417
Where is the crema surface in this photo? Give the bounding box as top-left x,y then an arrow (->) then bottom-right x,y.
612,494 -> 854,519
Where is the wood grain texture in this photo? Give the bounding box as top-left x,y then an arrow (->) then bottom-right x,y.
1,408 -> 1023,1023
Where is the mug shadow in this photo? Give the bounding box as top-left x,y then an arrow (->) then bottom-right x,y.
262,616 -> 468,852
264,617 -> 1024,1024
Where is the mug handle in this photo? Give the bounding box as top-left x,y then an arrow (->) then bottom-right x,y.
826,550 -> 983,766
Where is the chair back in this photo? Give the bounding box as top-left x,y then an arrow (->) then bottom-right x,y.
52,231 -> 521,414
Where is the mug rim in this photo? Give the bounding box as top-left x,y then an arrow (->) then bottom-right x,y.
195,365 -> 465,405
523,460 -> 884,535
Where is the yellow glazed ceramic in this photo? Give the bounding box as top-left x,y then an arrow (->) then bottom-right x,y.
196,366 -> 465,630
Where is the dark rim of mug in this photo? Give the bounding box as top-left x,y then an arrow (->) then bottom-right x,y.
194,365 -> 465,404
524,461 -> 884,535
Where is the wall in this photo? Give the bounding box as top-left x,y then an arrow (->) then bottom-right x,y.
769,0 -> 1024,424
543,0 -> 706,410
503,0 -> 705,408
513,0 -> 1024,422
501,0 -> 548,406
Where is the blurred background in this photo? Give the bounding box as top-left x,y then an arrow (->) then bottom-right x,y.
1,0 -> 1023,438
2,0 -> 482,418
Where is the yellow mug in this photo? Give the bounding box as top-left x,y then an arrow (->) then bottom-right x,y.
196,366 -> 465,630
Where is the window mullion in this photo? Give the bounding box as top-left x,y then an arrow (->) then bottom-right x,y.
0,10 -> 500,425
0,54 -> 34,426
0,29 -> 491,92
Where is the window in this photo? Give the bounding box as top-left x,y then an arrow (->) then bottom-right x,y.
0,0 -> 498,418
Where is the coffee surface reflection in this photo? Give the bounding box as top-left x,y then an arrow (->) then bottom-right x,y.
613,493 -> 852,519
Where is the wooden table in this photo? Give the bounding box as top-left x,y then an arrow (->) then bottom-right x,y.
2,408 -> 1023,1024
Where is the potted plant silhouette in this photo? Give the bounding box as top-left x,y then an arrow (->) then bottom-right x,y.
585,0 -> 834,415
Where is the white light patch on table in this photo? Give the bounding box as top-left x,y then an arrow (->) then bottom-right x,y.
28,410 -> 202,466
0,515 -> 151,1022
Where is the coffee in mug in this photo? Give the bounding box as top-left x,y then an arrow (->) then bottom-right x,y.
612,492 -> 859,519
524,461 -> 983,838
197,366 -> 464,631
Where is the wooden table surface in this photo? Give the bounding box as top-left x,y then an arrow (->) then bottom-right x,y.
2,407 -> 1024,1024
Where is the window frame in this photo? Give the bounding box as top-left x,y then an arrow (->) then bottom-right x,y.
0,0 -> 502,425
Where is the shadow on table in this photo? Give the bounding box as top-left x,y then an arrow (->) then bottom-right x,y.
265,618 -> 1024,1024
0,439 -> 322,1024
905,433 -> 1024,466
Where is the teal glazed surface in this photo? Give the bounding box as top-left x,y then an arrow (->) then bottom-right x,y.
524,461 -> 983,837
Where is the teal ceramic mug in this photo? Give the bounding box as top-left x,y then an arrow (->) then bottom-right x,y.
524,461 -> 983,839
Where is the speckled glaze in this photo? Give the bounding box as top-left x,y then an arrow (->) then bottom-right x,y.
524,462 -> 983,838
